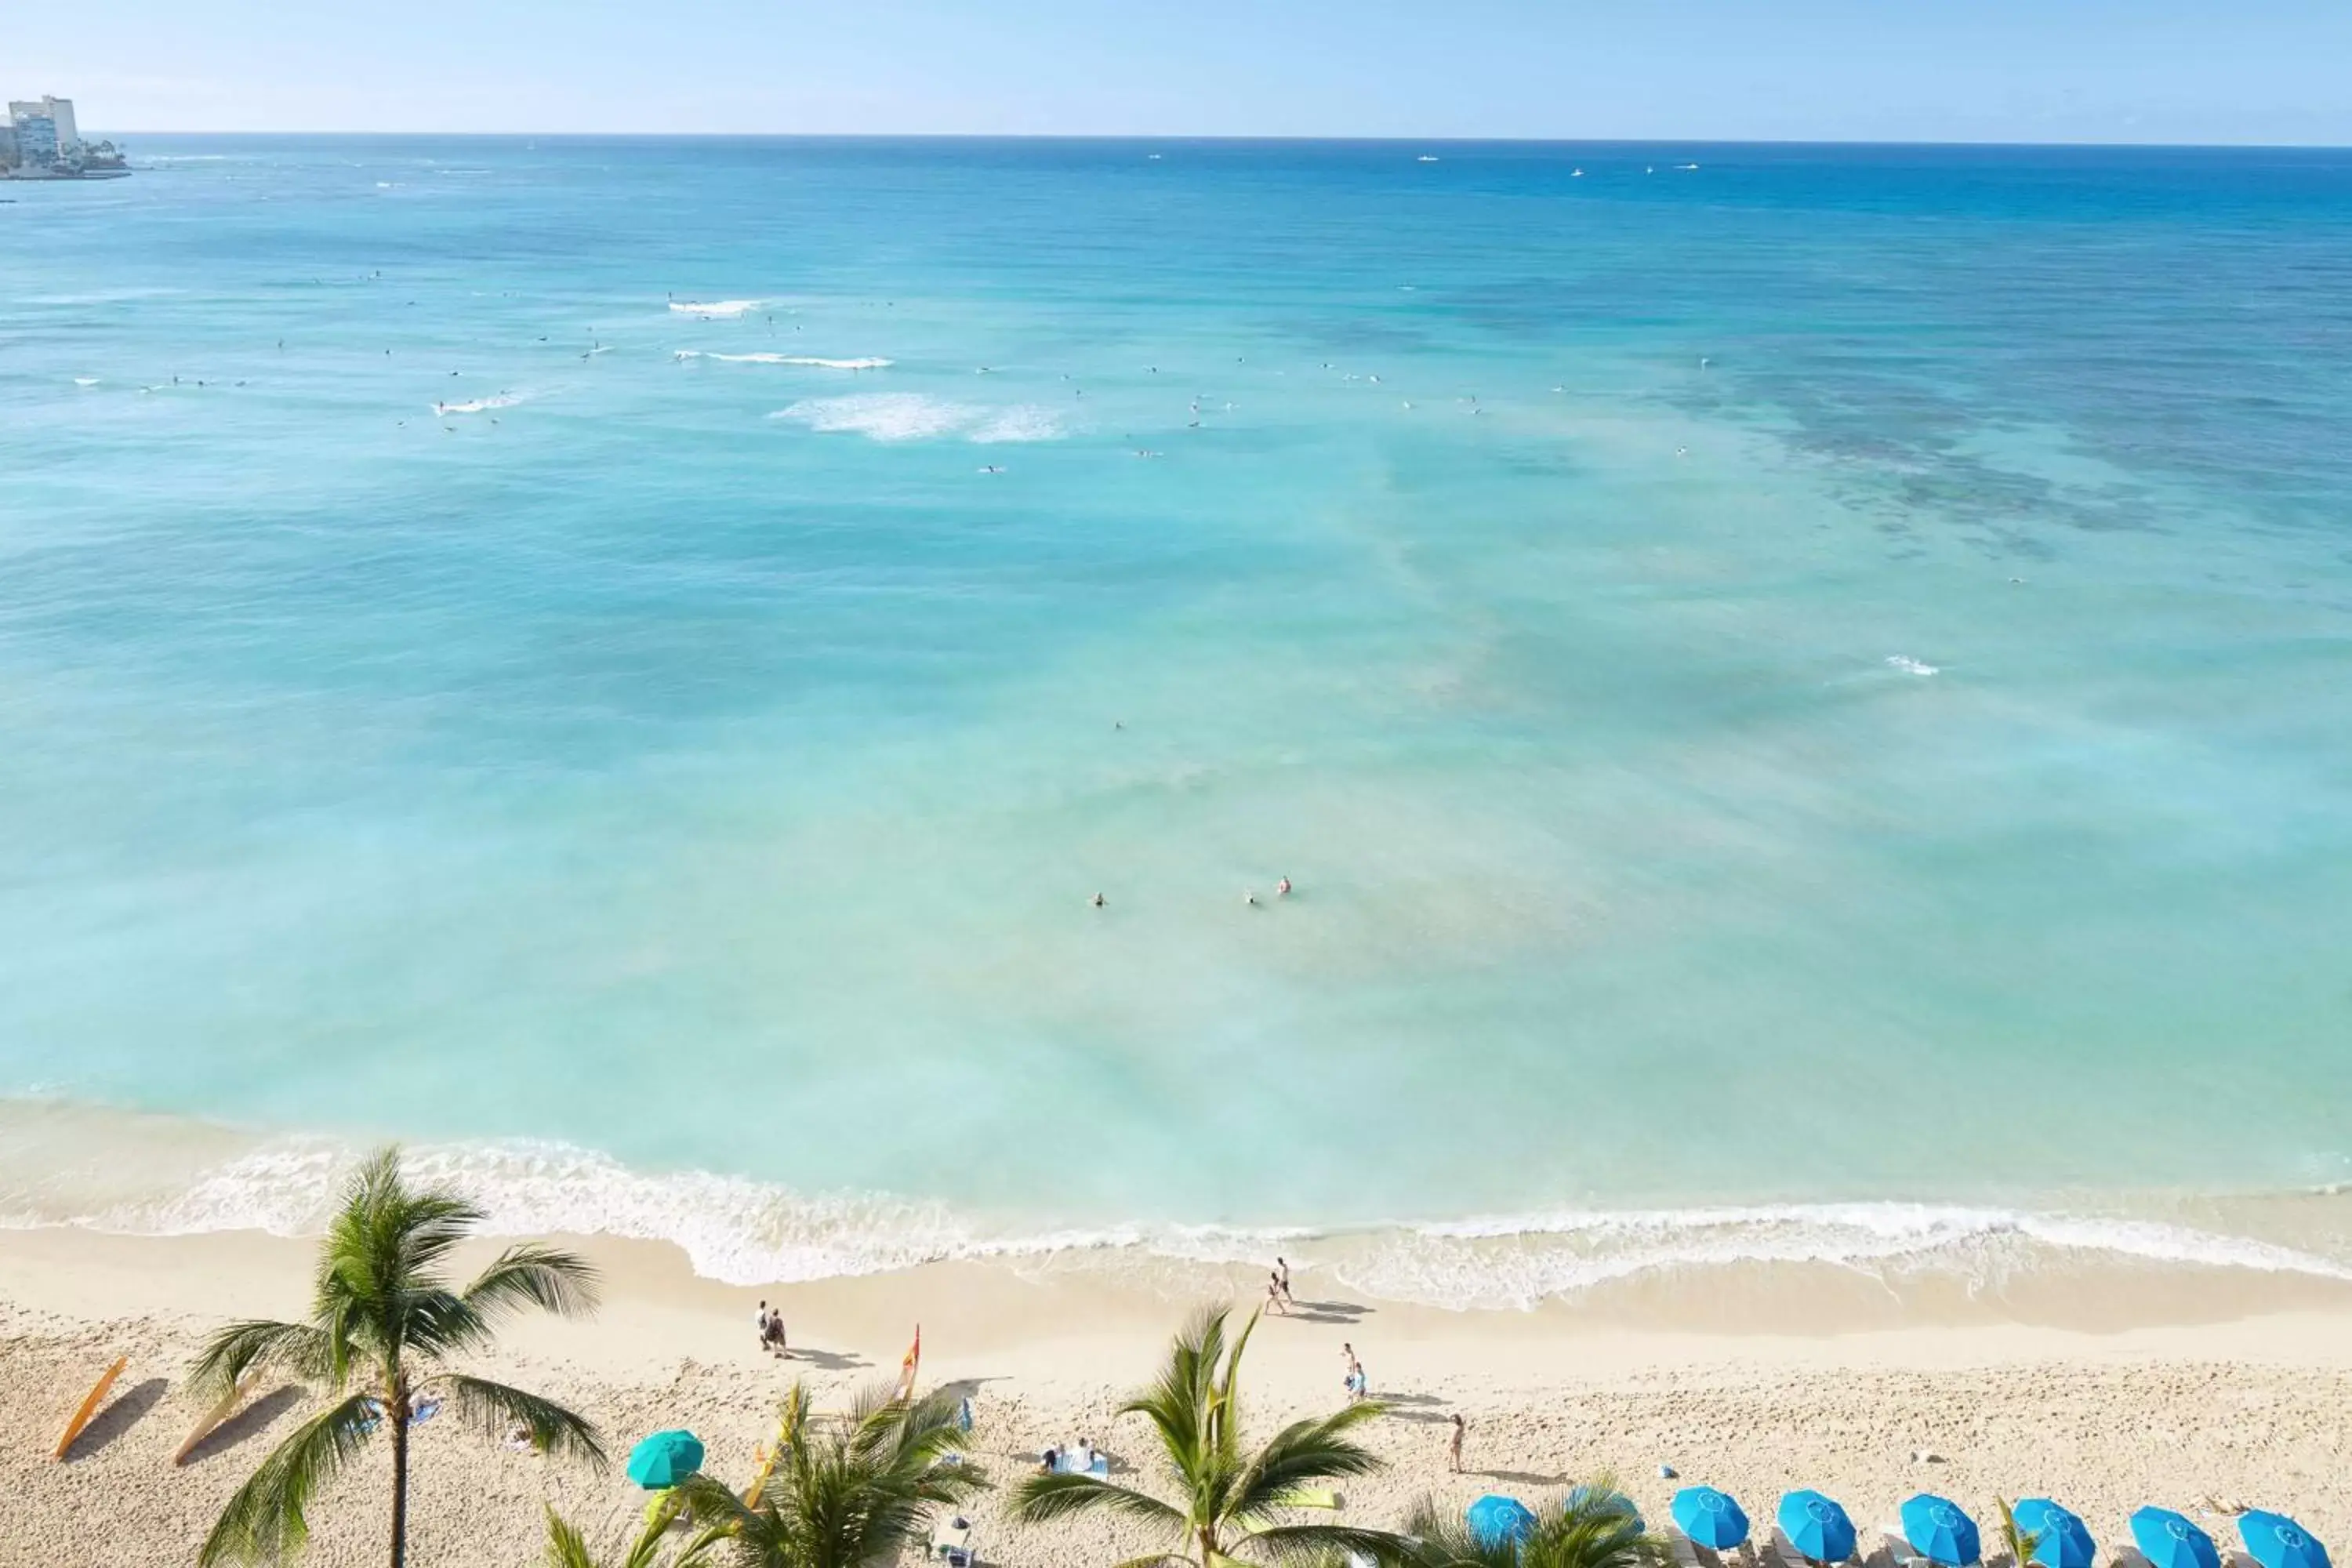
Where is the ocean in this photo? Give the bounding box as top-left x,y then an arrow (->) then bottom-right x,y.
3,136 -> 2350,1308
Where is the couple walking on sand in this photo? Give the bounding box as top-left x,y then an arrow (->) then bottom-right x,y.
1265,1256 -> 1296,1316
755,1300 -> 789,1358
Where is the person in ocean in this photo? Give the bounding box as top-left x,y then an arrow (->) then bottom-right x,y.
1276,877 -> 1292,898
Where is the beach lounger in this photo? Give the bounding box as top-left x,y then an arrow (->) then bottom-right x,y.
1670,1527 -> 1726,1568
1881,1527 -> 1933,1568
1773,1530 -> 1846,1568
931,1514 -> 976,1566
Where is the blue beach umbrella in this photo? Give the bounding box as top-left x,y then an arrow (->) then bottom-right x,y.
1902,1496 -> 1981,1566
1779,1491 -> 1859,1566
1673,1487 -> 1751,1551
2239,1513 -> 2331,1568
2013,1501 -> 2096,1568
1569,1483 -> 1646,1532
1468,1495 -> 1540,1551
2131,1509 -> 2220,1568
626,1428 -> 706,1490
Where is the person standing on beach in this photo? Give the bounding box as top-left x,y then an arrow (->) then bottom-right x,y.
1448,1413 -> 1466,1472
1341,1343 -> 1365,1402
1275,1256 -> 1293,1306
754,1301 -> 770,1355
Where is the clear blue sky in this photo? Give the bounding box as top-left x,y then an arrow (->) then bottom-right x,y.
16,0 -> 2350,144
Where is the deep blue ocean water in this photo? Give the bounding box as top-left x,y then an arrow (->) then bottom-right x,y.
3,138 -> 2350,1298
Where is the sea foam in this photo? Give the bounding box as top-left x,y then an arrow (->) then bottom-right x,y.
674,351 -> 893,369
10,1134 -> 2345,1307
669,299 -> 766,317
771,393 -> 1062,444
433,392 -> 528,415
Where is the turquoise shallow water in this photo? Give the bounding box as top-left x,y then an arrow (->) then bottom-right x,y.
3,138 -> 2350,1296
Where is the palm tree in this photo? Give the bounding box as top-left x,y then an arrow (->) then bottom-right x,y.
677,1382 -> 985,1568
190,1146 -> 605,1568
1991,1501 -> 2042,1568
543,1493 -> 732,1568
1008,1305 -> 1414,1567
1398,1479 -> 1668,1568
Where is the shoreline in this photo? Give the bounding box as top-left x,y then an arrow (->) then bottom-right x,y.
7,1096 -> 2351,1320
5,1224 -> 2349,1566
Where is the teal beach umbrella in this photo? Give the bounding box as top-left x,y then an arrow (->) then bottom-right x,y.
1901,1496 -> 1980,1566
1779,1491 -> 1857,1566
2131,1509 -> 2220,1568
1673,1487 -> 1751,1551
1569,1483 -> 1645,1532
2013,1501 -> 2095,1568
1468,1495 -> 1539,1550
2239,1513 -> 2329,1568
626,1428 -> 706,1490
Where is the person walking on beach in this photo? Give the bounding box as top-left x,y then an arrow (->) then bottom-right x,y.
764,1308 -> 789,1359
1449,1413 -> 1466,1472
1266,1272 -> 1289,1316
754,1301 -> 771,1355
1275,1256 -> 1293,1306
1341,1343 -> 1366,1403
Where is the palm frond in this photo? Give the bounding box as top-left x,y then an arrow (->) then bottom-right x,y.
398,1289 -> 493,1362
543,1506 -> 600,1568
187,1319 -> 339,1403
1242,1523 -> 1427,1568
196,1392 -> 376,1566
721,1377 -> 987,1568
1122,1303 -> 1229,1477
441,1373 -> 607,1466
670,1472 -> 758,1538
463,1242 -> 602,1324
1011,1472 -> 1189,1530
1232,1403 -> 1390,1515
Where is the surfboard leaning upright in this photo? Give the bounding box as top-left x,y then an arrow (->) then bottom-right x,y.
174,1368 -> 263,1465
53,1355 -> 129,1461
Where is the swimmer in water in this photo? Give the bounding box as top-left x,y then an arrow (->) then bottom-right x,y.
1277,877 -> 1291,897
1092,893 -> 1106,909
1244,890 -> 1259,907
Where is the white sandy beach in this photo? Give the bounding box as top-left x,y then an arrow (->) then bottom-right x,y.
4,1226 -> 2349,1567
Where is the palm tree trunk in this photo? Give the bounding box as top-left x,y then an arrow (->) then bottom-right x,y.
388,1396 -> 411,1568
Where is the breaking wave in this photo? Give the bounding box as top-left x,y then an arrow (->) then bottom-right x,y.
5,1132 -> 2345,1308
771,393 -> 1062,445
673,351 -> 893,369
433,392 -> 528,415
669,299 -> 766,317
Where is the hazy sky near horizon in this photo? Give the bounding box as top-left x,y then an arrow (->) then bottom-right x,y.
16,0 -> 2351,144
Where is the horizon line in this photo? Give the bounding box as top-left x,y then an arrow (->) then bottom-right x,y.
91,129 -> 2352,152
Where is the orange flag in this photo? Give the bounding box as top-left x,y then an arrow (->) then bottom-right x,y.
896,1324 -> 921,1401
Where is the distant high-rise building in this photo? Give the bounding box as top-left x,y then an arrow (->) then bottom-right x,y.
0,125 -> 18,169
9,96 -> 78,163
11,113 -> 59,169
